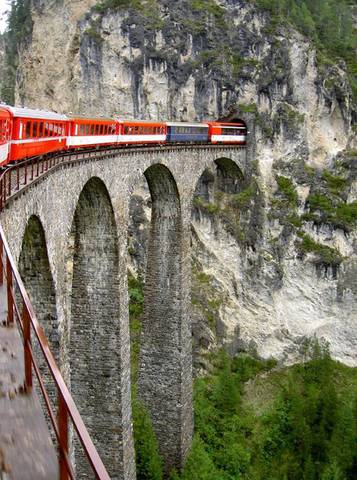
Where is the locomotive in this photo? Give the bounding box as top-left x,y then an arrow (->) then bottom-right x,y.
0,105 -> 247,167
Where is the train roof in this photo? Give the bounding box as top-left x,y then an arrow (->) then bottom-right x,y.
166,122 -> 209,127
68,114 -> 117,122
1,105 -> 68,121
208,121 -> 246,126
118,119 -> 166,125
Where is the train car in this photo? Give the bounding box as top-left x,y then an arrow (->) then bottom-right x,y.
2,106 -> 68,162
208,121 -> 247,144
66,116 -> 119,149
0,107 -> 12,167
166,122 -> 209,143
118,120 -> 166,144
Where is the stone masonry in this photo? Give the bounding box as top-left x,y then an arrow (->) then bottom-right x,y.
0,144 -> 250,479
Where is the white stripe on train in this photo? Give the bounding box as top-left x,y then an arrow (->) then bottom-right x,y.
0,143 -> 9,163
211,135 -> 246,142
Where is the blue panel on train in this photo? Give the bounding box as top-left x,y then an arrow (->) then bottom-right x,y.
167,124 -> 209,142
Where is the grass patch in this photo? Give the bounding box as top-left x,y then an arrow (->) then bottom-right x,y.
276,175 -> 298,207
322,170 -> 348,195
297,232 -> 343,267
84,27 -> 104,43
193,196 -> 220,215
230,183 -> 256,209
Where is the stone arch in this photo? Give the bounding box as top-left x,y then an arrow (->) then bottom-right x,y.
18,215 -> 59,430
137,163 -> 192,473
192,158 -> 244,217
18,215 -> 59,359
190,158 -> 246,362
215,157 -> 244,194
69,177 -> 122,479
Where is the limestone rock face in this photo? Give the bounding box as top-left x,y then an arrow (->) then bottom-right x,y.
0,34 -> 5,94
13,0 -> 357,366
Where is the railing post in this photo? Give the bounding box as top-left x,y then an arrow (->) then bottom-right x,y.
0,179 -> 3,210
58,391 -> 69,480
16,165 -> 20,191
8,170 -> 11,197
6,255 -> 13,325
0,236 -> 3,285
23,305 -> 32,391
24,161 -> 28,185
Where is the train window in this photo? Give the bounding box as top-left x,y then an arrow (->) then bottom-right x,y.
99,125 -> 102,135
25,121 -> 32,139
0,120 -> 5,141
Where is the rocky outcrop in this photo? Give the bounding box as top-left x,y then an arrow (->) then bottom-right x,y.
10,0 -> 357,366
0,34 -> 5,95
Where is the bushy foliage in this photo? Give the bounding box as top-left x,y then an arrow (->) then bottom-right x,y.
297,232 -> 343,267
175,346 -> 357,480
276,175 -> 298,207
132,394 -> 164,480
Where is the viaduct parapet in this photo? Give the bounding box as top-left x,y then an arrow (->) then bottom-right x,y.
0,144 -> 250,479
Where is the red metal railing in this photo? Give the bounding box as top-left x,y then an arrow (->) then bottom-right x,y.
0,149 -> 111,210
0,224 -> 111,480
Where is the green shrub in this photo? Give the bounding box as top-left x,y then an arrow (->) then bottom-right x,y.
231,183 -> 256,209
307,193 -> 334,214
322,170 -> 348,195
132,395 -> 163,480
276,176 -> 298,207
297,233 -> 343,267
193,196 -> 220,214
128,272 -> 144,381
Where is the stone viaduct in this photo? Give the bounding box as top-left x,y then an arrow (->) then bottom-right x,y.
0,142 -> 252,479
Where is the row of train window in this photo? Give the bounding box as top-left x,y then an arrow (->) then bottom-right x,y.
0,120 -> 10,142
122,125 -> 165,135
78,123 -> 117,135
221,127 -> 246,135
170,126 -> 208,134
23,121 -> 66,139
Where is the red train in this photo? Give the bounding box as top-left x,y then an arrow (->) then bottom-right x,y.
0,105 -> 247,167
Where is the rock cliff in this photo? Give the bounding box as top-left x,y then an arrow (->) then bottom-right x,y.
9,0 -> 357,366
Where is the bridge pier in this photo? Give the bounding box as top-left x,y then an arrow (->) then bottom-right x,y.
138,164 -> 193,474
